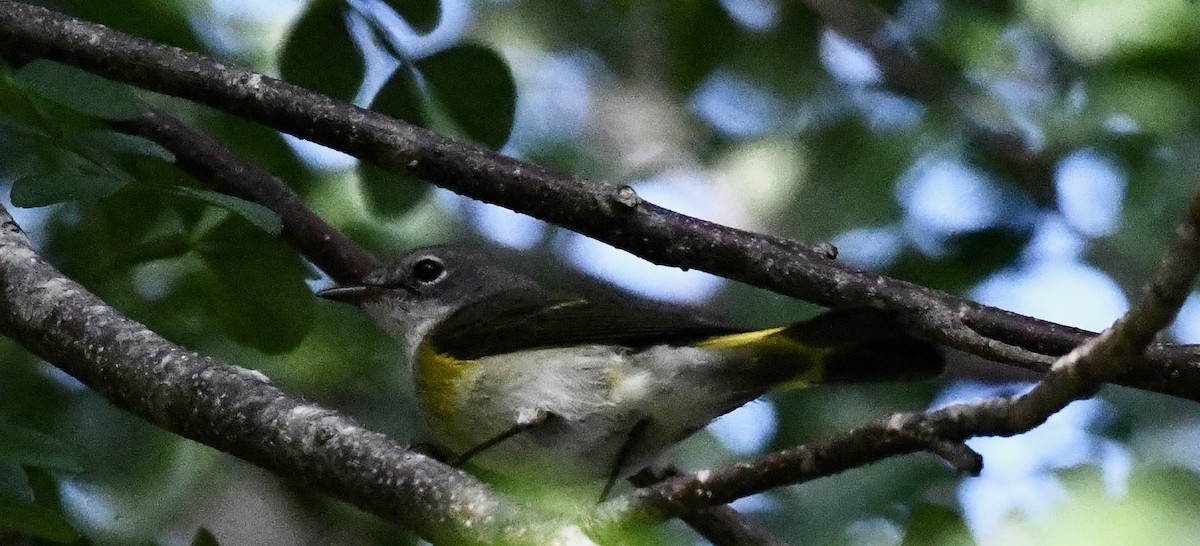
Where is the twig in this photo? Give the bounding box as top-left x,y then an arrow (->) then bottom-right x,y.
626,468 -> 791,546
1,1 -> 1197,401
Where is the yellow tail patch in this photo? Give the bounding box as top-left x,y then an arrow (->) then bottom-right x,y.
694,327 -> 787,349
697,327 -> 831,389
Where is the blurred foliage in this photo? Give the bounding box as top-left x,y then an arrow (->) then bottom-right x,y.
280,0 -> 365,101
0,0 -> 1199,544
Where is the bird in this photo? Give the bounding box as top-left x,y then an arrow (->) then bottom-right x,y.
317,245 -> 944,500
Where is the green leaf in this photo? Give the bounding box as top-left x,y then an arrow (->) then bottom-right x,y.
14,59 -> 145,120
64,0 -> 204,53
192,527 -> 221,546
197,219 -> 316,354
901,504 -> 973,546
0,61 -> 49,132
169,186 -> 283,235
0,494 -> 81,543
379,0 -> 441,34
369,65 -> 428,126
357,162 -> 428,218
23,467 -> 64,509
0,110 -> 49,139
417,44 -> 516,149
0,422 -> 82,473
10,170 -> 128,208
70,130 -> 176,162
279,0 -> 366,102
664,0 -> 739,92
889,225 -> 1033,293
204,115 -> 311,195
361,66 -> 432,216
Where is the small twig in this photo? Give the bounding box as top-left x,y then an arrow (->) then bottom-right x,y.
626,467 -> 790,546
680,505 -> 792,546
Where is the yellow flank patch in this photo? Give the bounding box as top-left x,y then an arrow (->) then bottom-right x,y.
694,327 -> 787,349
413,343 -> 477,427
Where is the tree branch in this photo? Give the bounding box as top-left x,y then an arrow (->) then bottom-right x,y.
0,205 -> 589,546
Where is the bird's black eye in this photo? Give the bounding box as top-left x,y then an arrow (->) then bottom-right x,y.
411,257 -> 445,284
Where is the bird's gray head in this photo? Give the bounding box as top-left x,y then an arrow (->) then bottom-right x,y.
317,245 -> 537,354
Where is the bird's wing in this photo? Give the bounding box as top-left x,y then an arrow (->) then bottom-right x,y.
425,289 -> 743,360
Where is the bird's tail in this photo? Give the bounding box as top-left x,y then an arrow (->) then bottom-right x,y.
697,307 -> 944,389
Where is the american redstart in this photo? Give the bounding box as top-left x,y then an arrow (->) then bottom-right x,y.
317,245 -> 943,500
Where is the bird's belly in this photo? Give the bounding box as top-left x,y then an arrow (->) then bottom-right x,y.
425,344 -> 756,484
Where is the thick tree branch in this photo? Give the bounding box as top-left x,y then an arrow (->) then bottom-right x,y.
0,205 -> 589,546
598,180 -> 1200,530
1,1 -> 1196,401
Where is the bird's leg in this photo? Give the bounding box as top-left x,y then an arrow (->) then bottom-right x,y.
599,417 -> 652,502
450,407 -> 554,466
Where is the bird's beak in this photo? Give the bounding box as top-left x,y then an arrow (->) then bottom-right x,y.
315,284 -> 382,304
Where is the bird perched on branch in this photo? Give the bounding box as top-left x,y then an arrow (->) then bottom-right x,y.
318,245 -> 944,501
